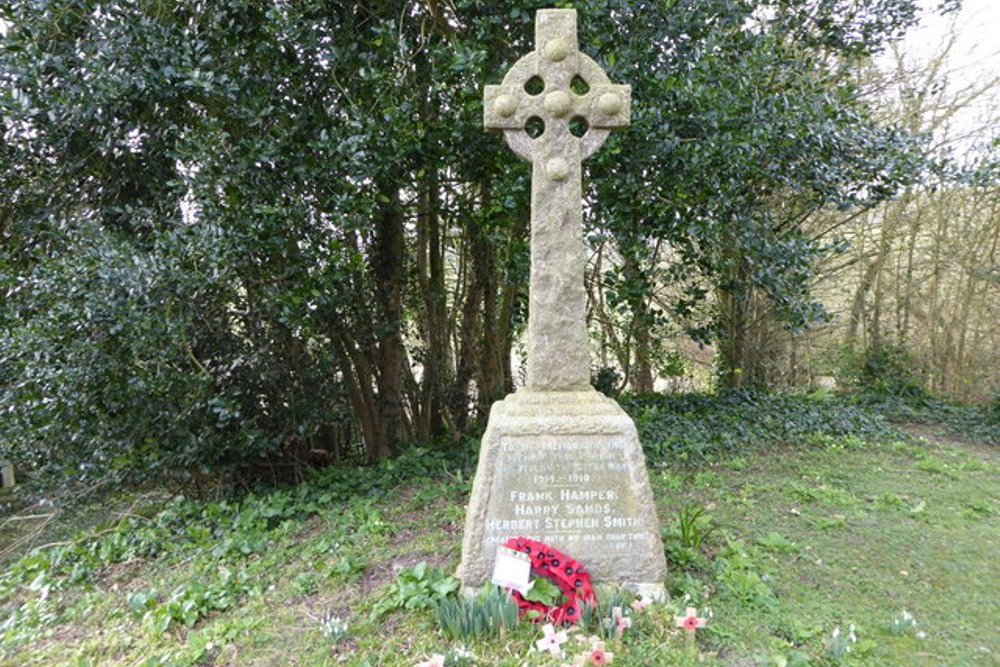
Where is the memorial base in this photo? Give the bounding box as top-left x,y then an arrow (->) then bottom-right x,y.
458,389 -> 666,599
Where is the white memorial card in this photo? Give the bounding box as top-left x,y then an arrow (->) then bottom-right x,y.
490,545 -> 531,593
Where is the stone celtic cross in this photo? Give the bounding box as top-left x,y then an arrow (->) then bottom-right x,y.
484,8 -> 630,391
461,9 -> 664,598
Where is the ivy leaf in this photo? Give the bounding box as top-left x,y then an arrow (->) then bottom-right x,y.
523,577 -> 563,606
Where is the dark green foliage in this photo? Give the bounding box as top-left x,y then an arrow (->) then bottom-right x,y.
591,366 -> 623,398
585,0 -> 925,388
622,391 -> 898,462
0,0 -> 535,482
0,224 -> 300,482
833,342 -> 996,445
0,0 -> 931,487
850,392 -> 999,446
838,340 -> 927,398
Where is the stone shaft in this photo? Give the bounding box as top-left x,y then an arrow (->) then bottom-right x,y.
482,8 -> 630,390
528,142 -> 589,389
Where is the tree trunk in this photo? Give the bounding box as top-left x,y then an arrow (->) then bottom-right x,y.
417,168 -> 448,438
452,215 -> 483,432
372,180 -> 407,460
475,201 -> 526,420
332,332 -> 380,461
623,250 -> 654,393
717,281 -> 779,390
716,287 -> 746,390
414,56 -> 449,439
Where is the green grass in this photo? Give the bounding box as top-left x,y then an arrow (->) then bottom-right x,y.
1,430 -> 997,666
655,435 -> 998,665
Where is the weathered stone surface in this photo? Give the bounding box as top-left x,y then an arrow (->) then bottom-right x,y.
458,390 -> 666,596
460,8 -> 664,599
0,460 -> 14,489
483,8 -> 629,391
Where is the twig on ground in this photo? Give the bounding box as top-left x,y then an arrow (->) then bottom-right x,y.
0,510 -> 59,561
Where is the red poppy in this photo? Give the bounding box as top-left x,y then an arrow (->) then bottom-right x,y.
503,537 -> 596,625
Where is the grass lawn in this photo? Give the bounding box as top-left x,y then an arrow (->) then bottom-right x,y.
1,430 -> 996,666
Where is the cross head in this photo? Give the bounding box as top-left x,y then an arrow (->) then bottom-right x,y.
484,9 -> 630,170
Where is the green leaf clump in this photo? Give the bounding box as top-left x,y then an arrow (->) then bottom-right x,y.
435,586 -> 520,640
371,562 -> 460,619
522,577 -> 563,607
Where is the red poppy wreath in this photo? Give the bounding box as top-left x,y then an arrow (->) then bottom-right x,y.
502,537 -> 596,625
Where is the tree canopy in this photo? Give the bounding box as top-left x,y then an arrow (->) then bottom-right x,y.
1,0 -> 945,484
